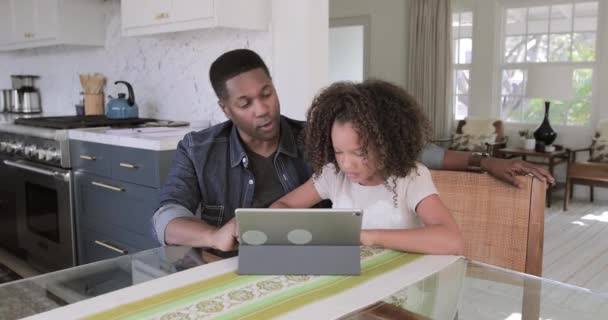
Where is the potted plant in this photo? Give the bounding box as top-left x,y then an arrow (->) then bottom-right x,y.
518,129 -> 535,150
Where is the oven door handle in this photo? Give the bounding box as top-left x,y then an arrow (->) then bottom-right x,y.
3,159 -> 62,177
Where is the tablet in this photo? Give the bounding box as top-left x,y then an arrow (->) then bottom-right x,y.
235,208 -> 363,246
235,208 -> 364,275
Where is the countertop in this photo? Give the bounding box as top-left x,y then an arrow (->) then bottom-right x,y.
0,112 -> 210,151
0,112 -> 67,140
68,124 -> 208,151
0,112 -> 45,125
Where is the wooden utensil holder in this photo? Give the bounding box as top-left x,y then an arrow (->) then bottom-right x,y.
84,93 -> 104,115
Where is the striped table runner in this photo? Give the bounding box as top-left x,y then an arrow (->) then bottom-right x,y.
28,248 -> 461,320
87,248 -> 420,320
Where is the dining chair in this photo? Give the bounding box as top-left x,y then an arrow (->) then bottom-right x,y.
431,170 -> 545,275
431,170 -> 546,320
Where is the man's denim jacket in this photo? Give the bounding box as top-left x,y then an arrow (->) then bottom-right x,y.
152,116 -> 313,244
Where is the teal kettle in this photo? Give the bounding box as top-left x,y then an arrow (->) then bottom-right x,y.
106,81 -> 139,119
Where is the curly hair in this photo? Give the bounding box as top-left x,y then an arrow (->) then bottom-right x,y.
305,80 -> 432,184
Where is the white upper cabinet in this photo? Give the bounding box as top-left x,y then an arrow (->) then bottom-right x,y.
121,0 -> 172,30
0,0 -> 12,45
0,0 -> 105,51
121,0 -> 270,37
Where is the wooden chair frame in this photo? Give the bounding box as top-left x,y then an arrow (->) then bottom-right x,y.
564,144 -> 608,211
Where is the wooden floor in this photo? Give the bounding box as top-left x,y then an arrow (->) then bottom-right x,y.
457,198 -> 608,320
543,199 -> 608,293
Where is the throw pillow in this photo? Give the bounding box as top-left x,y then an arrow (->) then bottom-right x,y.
589,138 -> 608,163
461,117 -> 497,136
598,119 -> 608,140
450,133 -> 497,152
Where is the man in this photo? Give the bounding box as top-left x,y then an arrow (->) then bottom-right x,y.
153,49 -> 553,252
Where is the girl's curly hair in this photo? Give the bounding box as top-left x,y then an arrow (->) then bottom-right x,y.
305,80 -> 432,181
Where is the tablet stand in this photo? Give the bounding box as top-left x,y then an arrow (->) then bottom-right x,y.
238,245 -> 361,275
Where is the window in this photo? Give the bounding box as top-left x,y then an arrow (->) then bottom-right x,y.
500,1 -> 597,125
452,11 -> 473,120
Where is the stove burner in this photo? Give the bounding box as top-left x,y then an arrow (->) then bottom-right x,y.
14,116 -> 155,129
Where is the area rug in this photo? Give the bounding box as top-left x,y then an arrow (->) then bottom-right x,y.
0,262 -> 22,285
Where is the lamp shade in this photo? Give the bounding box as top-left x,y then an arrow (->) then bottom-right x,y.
525,65 -> 574,100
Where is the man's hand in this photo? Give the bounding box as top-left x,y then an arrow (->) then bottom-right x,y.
481,157 -> 555,188
210,218 -> 239,251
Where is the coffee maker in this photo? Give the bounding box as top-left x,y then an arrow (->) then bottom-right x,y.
10,75 -> 42,113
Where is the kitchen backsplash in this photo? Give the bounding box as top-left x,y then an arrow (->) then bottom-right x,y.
0,0 -> 272,124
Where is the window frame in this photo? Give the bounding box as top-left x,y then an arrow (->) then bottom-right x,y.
498,0 -> 598,126
452,10 -> 474,120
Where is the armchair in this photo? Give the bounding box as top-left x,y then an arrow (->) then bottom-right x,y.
564,132 -> 608,211
434,118 -> 508,157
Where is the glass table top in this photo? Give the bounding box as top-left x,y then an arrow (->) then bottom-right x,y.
0,246 -> 606,320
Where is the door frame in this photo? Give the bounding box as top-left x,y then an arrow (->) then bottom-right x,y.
329,15 -> 371,81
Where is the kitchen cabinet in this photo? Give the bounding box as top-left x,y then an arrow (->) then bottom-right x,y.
0,1 -> 12,45
0,0 -> 106,51
71,140 -> 175,265
121,0 -> 270,37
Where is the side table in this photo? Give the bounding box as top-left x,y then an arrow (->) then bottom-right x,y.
498,147 -> 569,207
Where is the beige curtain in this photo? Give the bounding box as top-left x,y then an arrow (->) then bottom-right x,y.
405,0 -> 453,139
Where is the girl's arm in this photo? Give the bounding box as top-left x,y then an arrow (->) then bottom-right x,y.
270,178 -> 323,208
360,194 -> 464,255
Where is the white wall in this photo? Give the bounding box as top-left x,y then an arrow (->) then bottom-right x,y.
0,0 -> 272,124
272,0 -> 329,120
330,0 -> 409,89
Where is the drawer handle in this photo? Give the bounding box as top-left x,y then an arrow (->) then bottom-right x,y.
119,162 -> 138,169
94,240 -> 128,254
155,12 -> 169,20
92,181 -> 124,192
79,155 -> 96,161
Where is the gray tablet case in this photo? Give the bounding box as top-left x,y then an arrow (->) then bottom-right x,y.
235,208 -> 363,276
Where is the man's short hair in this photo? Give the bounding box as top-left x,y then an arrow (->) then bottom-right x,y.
209,49 -> 271,100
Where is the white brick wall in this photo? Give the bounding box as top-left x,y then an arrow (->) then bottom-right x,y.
0,0 -> 272,123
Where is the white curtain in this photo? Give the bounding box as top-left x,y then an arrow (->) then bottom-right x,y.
406,0 -> 453,139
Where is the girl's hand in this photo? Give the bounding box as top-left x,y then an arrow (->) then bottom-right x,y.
360,230 -> 375,246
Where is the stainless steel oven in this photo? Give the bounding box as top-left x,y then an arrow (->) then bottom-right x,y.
0,153 -> 21,256
6,158 -> 76,271
1,116 -> 156,272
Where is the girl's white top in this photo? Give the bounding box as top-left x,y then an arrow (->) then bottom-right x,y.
313,163 -> 438,230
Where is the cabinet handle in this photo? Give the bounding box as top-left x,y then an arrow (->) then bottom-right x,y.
119,162 -> 138,169
155,12 -> 169,20
94,240 -> 128,254
79,155 -> 96,161
92,181 -> 124,192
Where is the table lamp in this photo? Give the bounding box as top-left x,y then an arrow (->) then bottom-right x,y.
525,65 -> 574,150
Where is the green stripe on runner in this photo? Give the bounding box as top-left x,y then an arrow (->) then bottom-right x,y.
218,252 -> 422,320
83,272 -> 266,320
123,275 -> 267,320
84,249 -> 420,320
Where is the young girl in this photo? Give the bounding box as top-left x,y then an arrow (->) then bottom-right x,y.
271,80 -> 463,255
